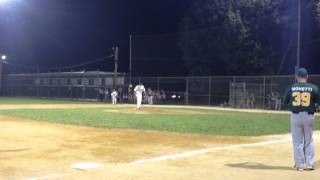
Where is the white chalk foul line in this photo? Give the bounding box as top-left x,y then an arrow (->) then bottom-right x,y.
131,132 -> 320,165
23,173 -> 62,180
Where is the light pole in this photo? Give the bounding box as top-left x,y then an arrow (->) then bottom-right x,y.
129,35 -> 132,84
0,0 -> 12,96
0,54 -> 7,95
296,0 -> 301,74
112,46 -> 119,89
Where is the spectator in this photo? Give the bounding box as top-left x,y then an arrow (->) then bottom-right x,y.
104,88 -> 110,102
147,88 -> 154,105
271,91 -> 277,109
274,91 -> 282,110
153,90 -> 160,103
117,87 -> 123,102
128,84 -> 134,103
160,90 -> 166,103
249,94 -> 255,108
98,88 -> 104,102
245,91 -> 250,108
266,93 -> 272,109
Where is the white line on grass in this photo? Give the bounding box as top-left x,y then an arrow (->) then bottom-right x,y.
131,132 -> 320,165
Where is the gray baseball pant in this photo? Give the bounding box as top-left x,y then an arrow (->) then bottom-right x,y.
291,112 -> 315,168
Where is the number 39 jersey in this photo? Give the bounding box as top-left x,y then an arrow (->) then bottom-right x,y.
284,82 -> 320,113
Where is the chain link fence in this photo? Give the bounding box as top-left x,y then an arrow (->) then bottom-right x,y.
3,72 -> 320,110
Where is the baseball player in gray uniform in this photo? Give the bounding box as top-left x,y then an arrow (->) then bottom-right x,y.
284,68 -> 319,171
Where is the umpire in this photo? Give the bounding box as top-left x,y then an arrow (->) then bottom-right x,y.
284,68 -> 319,171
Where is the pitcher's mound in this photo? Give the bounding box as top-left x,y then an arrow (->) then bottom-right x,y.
105,108 -> 208,115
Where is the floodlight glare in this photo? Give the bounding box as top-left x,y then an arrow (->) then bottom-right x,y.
1,55 -> 6,60
0,0 -> 10,4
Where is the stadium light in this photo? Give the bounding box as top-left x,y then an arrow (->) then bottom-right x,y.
1,55 -> 6,61
0,0 -> 11,4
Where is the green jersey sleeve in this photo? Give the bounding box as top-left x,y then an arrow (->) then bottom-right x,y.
313,86 -> 320,105
283,85 -> 292,105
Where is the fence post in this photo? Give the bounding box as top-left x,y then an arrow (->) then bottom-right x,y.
263,76 -> 266,109
208,76 -> 212,105
229,81 -> 232,107
270,78 -> 273,94
47,73 -> 50,98
70,71 -> 73,99
157,77 -> 160,91
37,70 -> 40,98
82,70 -> 85,99
185,77 -> 189,105
97,71 -> 100,101
0,59 -> 3,96
58,76 -> 61,98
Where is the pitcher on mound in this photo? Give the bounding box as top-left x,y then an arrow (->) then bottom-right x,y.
134,83 -> 146,110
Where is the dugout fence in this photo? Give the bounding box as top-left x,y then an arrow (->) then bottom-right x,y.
3,72 -> 320,110
3,71 -> 126,101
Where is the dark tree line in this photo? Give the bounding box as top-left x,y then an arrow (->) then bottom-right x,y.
179,0 -> 320,76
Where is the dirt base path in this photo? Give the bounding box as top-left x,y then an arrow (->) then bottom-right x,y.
0,115 -> 319,180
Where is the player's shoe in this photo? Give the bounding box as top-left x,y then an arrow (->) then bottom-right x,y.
296,168 -> 304,171
293,165 -> 304,171
305,166 -> 315,171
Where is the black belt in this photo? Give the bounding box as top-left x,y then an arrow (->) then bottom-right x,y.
292,111 -> 314,115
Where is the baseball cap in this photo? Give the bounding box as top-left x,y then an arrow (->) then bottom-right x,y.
296,68 -> 308,78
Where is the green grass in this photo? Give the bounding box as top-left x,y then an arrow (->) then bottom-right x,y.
0,106 -> 303,136
0,97 -> 315,136
0,97 -> 98,104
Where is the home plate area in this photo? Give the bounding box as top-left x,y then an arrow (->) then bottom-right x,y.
24,135 -> 320,180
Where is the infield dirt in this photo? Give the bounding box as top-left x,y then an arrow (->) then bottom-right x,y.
0,105 -> 319,180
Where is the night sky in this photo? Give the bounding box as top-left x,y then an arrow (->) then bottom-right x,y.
0,0 -> 319,76
0,0 -> 193,75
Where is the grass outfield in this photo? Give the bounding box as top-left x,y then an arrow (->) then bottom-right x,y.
0,97 -> 316,136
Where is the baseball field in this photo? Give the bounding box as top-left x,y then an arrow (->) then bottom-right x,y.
0,97 -> 319,180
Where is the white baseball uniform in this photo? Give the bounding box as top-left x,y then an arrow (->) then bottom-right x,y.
134,85 -> 145,109
111,91 -> 118,105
